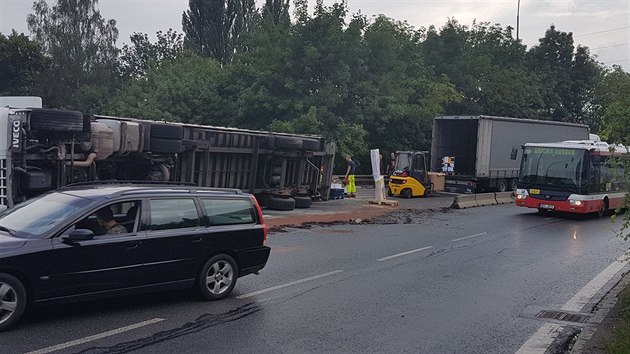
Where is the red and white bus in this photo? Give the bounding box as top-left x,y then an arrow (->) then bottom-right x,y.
514,140 -> 628,216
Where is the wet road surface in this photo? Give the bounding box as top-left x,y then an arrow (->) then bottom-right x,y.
2,204 -> 628,353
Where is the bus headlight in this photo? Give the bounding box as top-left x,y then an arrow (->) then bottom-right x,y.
516,194 -> 526,200
569,200 -> 583,206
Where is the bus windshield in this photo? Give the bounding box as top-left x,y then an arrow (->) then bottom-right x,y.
519,147 -> 588,191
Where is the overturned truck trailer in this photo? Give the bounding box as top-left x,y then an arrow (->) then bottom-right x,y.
0,104 -> 336,209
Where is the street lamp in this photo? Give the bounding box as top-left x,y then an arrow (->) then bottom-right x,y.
516,0 -> 521,41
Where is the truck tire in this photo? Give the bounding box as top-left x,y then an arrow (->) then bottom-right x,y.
509,178 -> 518,191
29,109 -> 83,132
294,195 -> 312,208
267,197 -> 295,211
150,138 -> 183,154
150,123 -> 183,140
302,138 -> 320,151
497,179 -> 507,193
275,136 -> 302,150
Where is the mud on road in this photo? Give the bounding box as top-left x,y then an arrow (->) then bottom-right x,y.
268,207 -> 453,233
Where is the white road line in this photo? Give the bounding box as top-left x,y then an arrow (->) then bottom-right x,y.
237,270 -> 343,299
26,318 -> 164,354
377,246 -> 433,262
516,253 -> 630,354
451,232 -> 488,242
562,254 -> 629,311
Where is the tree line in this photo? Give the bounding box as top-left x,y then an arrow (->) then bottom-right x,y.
1,0 -> 630,159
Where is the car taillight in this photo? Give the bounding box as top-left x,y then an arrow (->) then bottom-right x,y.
251,195 -> 267,243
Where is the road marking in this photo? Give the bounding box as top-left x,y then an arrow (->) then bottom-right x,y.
237,270 -> 343,299
377,246 -> 433,262
451,232 -> 488,242
26,318 -> 164,354
516,253 -> 630,354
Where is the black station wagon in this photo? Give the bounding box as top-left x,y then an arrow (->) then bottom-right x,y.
0,183 -> 270,331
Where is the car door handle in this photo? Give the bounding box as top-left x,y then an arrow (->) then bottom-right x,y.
192,236 -> 204,243
126,241 -> 142,249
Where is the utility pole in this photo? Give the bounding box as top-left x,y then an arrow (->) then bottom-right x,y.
516,0 -> 521,41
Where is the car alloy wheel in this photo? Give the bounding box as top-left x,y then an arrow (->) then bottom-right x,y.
0,274 -> 26,332
199,254 -> 238,300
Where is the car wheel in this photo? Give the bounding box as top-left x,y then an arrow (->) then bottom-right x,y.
294,195 -> 312,208
268,197 -> 295,211
199,254 -> 238,300
401,189 -> 412,199
0,273 -> 27,332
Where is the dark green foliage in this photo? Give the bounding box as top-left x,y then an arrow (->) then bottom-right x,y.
119,29 -> 184,80
422,19 -> 542,118
182,0 -> 256,62
27,0 -> 120,112
0,31 -> 48,96
527,25 -> 600,125
4,0 -> 622,174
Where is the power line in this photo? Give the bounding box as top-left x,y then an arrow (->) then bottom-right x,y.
602,59 -> 630,64
591,43 -> 628,51
574,26 -> 630,38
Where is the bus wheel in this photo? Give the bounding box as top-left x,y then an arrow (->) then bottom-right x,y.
597,199 -> 609,218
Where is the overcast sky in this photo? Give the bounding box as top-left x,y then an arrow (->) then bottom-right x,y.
1,0 -> 628,71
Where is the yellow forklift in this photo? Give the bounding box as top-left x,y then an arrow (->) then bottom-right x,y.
388,151 -> 431,198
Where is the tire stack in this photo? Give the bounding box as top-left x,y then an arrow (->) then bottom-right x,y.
149,123 -> 184,154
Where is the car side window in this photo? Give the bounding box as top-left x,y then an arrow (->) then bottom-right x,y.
146,199 -> 200,231
201,198 -> 256,226
65,200 -> 141,237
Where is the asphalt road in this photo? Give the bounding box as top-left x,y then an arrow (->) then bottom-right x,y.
2,204 -> 629,354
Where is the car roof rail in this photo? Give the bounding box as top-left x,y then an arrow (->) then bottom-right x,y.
59,180 -> 198,189
118,187 -> 243,197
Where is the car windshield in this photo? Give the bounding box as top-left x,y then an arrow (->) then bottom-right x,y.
0,192 -> 94,238
518,147 -> 587,191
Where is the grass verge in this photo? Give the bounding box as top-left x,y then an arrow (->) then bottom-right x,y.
606,284 -> 630,353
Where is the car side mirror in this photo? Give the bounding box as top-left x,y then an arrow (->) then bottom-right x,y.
510,147 -> 519,160
62,229 -> 94,243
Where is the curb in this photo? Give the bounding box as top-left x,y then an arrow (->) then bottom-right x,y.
571,270 -> 630,353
